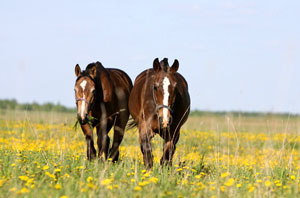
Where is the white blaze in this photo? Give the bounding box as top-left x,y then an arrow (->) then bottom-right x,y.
80,80 -> 87,119
162,77 -> 170,125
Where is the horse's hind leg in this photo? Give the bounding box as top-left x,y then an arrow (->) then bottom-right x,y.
109,113 -> 128,162
81,124 -> 97,160
97,121 -> 113,160
160,129 -> 180,166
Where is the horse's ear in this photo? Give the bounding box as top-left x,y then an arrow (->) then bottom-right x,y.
75,64 -> 81,77
170,59 -> 179,73
153,58 -> 161,73
89,65 -> 97,79
96,62 -> 113,102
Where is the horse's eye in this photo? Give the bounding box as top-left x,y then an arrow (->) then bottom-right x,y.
154,85 -> 158,90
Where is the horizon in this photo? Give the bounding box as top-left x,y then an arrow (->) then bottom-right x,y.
0,1 -> 299,113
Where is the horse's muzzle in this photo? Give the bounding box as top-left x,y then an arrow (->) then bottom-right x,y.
77,114 -> 88,125
159,116 -> 173,129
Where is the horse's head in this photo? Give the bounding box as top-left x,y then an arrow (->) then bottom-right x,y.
152,58 -> 179,129
74,64 -> 97,124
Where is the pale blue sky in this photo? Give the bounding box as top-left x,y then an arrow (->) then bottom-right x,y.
1,1 -> 299,113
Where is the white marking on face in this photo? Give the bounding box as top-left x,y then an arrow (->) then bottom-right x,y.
162,76 -> 170,125
80,80 -> 87,119
80,80 -> 87,91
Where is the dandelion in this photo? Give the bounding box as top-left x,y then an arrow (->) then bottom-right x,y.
149,177 -> 158,183
134,186 -> 142,191
18,187 -> 30,194
265,181 -> 272,187
60,196 -> 68,198
87,176 -> 93,183
55,184 -> 62,189
224,178 -> 234,187
221,172 -> 230,178
101,179 -> 113,186
19,176 -> 29,181
138,181 -> 149,187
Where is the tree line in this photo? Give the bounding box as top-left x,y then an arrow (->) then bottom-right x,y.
0,99 -> 297,117
0,99 -> 76,113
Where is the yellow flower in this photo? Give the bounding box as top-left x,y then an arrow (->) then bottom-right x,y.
149,177 -> 158,184
60,196 -> 68,198
11,163 -> 16,167
248,185 -> 255,192
107,185 -> 113,190
224,178 -> 234,187
221,172 -> 230,178
176,168 -> 183,172
265,181 -> 272,187
19,176 -> 29,181
9,187 -> 17,192
101,179 -> 113,186
55,168 -> 61,173
134,186 -> 142,191
42,165 -> 49,170
290,175 -> 296,180
138,181 -> 149,187
236,183 -> 242,188
87,176 -> 93,183
18,187 -> 30,194
55,184 -> 62,189
220,186 -> 225,192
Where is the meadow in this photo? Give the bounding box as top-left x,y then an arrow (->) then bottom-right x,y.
0,109 -> 300,197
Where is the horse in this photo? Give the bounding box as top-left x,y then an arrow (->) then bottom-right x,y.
74,61 -> 132,162
128,58 -> 190,169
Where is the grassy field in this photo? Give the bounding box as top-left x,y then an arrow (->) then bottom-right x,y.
0,110 -> 300,197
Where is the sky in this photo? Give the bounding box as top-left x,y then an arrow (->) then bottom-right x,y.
0,0 -> 299,113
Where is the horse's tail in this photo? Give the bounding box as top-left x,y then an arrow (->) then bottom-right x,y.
126,116 -> 138,130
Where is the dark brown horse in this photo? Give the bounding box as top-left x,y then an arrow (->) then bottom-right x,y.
129,58 -> 190,168
74,62 -> 132,162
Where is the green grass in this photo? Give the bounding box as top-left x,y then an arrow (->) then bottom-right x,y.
0,110 -> 300,197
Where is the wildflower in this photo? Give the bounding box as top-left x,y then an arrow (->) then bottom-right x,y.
101,179 -> 113,186
236,183 -> 242,188
290,175 -> 296,180
55,184 -> 62,189
42,165 -> 49,170
9,187 -> 17,192
149,177 -> 158,183
220,186 -> 225,192
19,176 -> 29,181
248,185 -> 255,192
131,179 -> 135,183
134,186 -> 142,191
265,181 -> 272,187
224,178 -> 234,187
221,172 -> 230,178
55,168 -> 61,173
138,181 -> 149,187
87,176 -> 93,183
11,163 -> 16,167
107,185 -> 113,190
176,168 -> 183,172
18,187 -> 30,194
60,196 -> 68,198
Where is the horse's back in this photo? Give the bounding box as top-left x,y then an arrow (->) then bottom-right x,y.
107,68 -> 133,94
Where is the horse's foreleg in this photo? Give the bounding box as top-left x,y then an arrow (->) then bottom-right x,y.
139,126 -> 154,169
160,130 -> 180,166
81,124 -> 96,160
